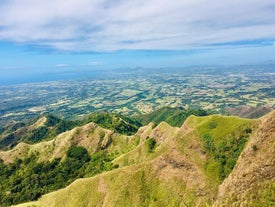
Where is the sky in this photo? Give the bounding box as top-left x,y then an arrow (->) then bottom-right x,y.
0,0 -> 275,83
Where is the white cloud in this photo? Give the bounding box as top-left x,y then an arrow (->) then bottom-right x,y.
88,61 -> 102,65
0,0 -> 274,51
55,63 -> 69,67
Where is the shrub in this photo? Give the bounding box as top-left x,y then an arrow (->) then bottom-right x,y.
209,121 -> 217,129
202,134 -> 215,153
147,138 -> 157,153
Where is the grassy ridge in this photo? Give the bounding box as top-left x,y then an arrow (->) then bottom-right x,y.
2,110 -> 271,207
0,113 -> 141,150
1,107 -> 205,151
0,107 -> 207,150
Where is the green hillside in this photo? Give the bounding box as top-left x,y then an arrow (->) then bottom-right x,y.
83,112 -> 141,135
187,114 -> 256,180
134,106 -> 209,127
0,110 -> 274,207
0,115 -> 79,150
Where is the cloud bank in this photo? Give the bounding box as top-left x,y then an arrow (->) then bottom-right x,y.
0,0 -> 274,51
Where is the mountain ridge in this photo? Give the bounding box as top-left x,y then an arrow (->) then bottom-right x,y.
0,111 -> 275,207
0,111 -> 273,206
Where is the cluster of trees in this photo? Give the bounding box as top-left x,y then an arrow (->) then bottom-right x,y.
45,114 -> 79,135
0,146 -> 117,206
0,133 -> 17,149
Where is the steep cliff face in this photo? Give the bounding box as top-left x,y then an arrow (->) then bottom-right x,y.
214,111 -> 275,206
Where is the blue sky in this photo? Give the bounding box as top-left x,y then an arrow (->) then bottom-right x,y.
0,0 -> 275,83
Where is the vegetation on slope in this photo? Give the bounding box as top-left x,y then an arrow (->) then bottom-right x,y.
147,138 -> 157,153
187,115 -> 255,181
134,106 -> 209,127
0,145 -> 117,206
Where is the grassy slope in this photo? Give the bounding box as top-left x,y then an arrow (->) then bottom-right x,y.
11,113 -> 264,207
187,114 -> 255,137
187,114 -> 256,181
16,165 -> 194,207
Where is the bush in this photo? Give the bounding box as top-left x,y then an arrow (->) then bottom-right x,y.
147,138 -> 157,153
203,134 -> 215,153
209,121 -> 217,129
245,128 -> 252,134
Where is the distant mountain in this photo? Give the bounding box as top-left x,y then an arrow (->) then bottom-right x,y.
225,105 -> 273,119
0,111 -> 274,207
134,106 -> 209,127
